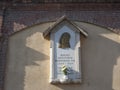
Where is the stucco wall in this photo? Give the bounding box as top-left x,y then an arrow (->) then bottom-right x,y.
4,21 -> 120,90
1,7 -> 120,90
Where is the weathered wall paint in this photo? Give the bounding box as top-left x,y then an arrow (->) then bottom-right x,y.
4,21 -> 120,90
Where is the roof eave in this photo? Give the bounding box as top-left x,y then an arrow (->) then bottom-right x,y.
43,16 -> 88,39
43,15 -> 67,38
67,19 -> 88,37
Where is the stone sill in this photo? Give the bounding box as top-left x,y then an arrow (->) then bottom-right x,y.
49,78 -> 82,84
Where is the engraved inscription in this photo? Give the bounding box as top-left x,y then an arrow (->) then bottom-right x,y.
56,53 -> 75,76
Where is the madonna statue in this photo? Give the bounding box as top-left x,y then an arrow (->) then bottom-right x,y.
59,32 -> 71,48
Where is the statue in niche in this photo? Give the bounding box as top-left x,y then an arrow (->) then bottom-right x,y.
59,32 -> 71,48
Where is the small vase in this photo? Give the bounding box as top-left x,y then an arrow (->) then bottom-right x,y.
60,75 -> 68,83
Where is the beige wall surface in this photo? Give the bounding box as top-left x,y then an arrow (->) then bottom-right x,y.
4,21 -> 120,90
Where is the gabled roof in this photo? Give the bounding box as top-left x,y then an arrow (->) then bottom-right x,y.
43,16 -> 88,39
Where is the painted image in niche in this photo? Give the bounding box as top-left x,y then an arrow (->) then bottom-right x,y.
59,32 -> 71,48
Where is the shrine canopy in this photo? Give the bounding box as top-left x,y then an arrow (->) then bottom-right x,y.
43,16 -> 88,40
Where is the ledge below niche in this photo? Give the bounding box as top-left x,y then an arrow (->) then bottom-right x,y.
49,78 -> 82,84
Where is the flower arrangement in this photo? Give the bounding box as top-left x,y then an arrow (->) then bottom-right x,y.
61,65 -> 68,75
60,65 -> 70,83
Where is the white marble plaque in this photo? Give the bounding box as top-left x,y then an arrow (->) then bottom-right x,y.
50,25 -> 82,84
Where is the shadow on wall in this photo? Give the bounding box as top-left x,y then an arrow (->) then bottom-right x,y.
54,23 -> 120,90
5,24 -> 50,90
4,22 -> 120,90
